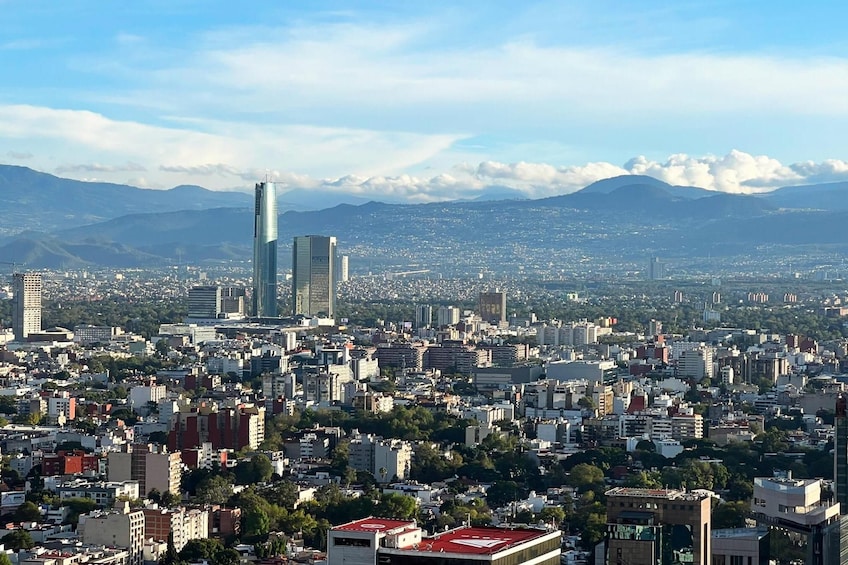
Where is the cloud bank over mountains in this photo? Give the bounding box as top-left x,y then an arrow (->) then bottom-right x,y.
239,150 -> 848,202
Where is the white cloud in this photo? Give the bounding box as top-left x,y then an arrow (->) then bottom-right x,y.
0,104 -> 463,189
283,151 -> 848,202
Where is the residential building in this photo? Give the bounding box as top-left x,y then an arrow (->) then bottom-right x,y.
108,444 -> 182,497
13,272 -> 42,341
436,306 -> 461,327
167,403 -> 265,452
143,506 -> 209,552
348,432 -> 412,483
57,480 -> 140,508
78,502 -> 146,565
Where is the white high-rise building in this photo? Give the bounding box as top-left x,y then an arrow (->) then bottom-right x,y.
436,305 -> 460,327
13,272 -> 41,340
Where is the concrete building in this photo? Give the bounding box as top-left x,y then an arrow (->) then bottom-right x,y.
348,432 -> 412,483
678,347 -> 714,382
78,502 -> 146,565
437,306 -> 461,327
57,480 -> 140,508
167,403 -> 265,452
13,272 -> 42,341
292,235 -> 337,317
414,304 -> 433,329
604,487 -> 712,565
74,324 -> 123,345
108,444 -> 182,497
751,476 -> 845,565
253,181 -> 278,318
711,527 -> 769,565
143,506 -> 209,552
479,290 -> 507,325
129,383 -> 167,413
327,518 -> 560,565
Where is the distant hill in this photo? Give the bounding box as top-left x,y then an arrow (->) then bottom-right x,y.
762,181 -> 848,210
0,166 -> 846,269
0,164 -> 251,233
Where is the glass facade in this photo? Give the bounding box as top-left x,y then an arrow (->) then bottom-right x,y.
253,182 -> 278,317
292,235 -> 337,317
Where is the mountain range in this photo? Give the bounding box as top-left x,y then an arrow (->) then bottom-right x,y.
1,165 -> 847,270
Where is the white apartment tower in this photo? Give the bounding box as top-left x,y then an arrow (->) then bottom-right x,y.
13,272 -> 42,340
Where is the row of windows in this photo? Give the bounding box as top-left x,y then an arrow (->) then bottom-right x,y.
616,501 -> 698,511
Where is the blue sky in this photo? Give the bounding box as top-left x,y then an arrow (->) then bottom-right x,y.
2,1 -> 848,200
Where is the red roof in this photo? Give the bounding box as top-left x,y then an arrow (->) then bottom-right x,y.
415,527 -> 548,555
334,517 -> 416,533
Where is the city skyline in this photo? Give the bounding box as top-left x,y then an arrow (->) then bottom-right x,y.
1,2 -> 848,201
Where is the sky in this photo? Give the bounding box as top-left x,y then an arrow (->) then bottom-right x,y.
2,0 -> 848,202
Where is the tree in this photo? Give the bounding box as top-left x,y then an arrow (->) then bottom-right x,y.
178,538 -> 223,562
712,501 -> 749,529
13,501 -> 42,522
195,475 -> 233,505
485,480 -> 526,509
375,493 -> 418,520
567,463 -> 605,491
0,552 -> 12,565
1,529 -> 34,551
160,490 -> 181,507
538,506 -> 565,526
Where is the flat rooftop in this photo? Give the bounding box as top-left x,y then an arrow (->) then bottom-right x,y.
605,487 -> 709,501
333,517 -> 417,533
406,527 -> 552,555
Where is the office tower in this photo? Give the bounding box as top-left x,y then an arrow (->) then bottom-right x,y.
337,254 -> 349,283
436,305 -> 460,327
649,256 -> 665,280
12,272 -> 42,340
187,285 -> 221,318
414,304 -> 433,329
221,286 -> 246,316
605,487 -> 711,565
478,290 -> 507,325
253,181 -> 278,317
837,395 -> 848,513
292,235 -> 337,317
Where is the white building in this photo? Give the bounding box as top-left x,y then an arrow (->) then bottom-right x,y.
79,502 -> 146,565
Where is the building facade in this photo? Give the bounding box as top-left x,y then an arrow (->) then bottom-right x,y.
13,272 -> 42,340
253,181 -> 278,318
604,487 -> 712,565
292,235 -> 337,317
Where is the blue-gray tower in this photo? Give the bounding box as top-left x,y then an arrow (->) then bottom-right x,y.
253,181 -> 278,317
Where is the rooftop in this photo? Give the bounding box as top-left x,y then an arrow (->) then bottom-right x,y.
605,487 -> 709,501
402,527 -> 553,556
332,517 -> 416,533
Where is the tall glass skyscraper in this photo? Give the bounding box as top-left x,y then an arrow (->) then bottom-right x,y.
253,182 -> 278,317
292,235 -> 337,317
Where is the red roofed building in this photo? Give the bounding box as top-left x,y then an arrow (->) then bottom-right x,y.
327,517 -> 560,565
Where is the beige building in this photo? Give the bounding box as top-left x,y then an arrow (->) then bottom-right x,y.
143,506 -> 209,551
78,502 -> 145,565
108,444 -> 182,497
